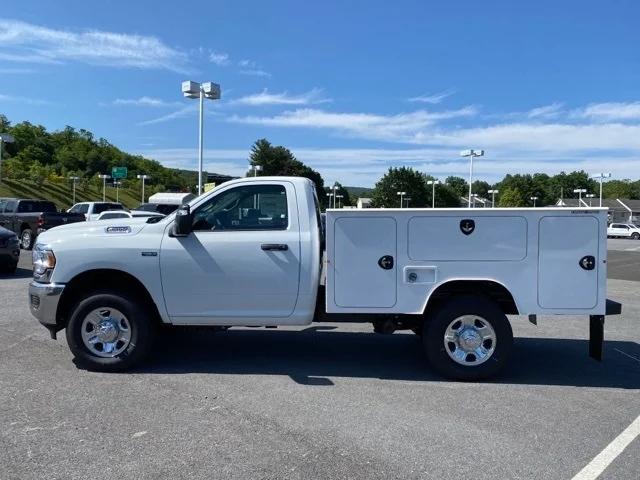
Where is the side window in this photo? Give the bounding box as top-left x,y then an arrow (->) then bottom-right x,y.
78,204 -> 89,214
4,201 -> 17,213
192,184 -> 288,232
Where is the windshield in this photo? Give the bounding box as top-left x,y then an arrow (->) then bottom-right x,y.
94,203 -> 124,214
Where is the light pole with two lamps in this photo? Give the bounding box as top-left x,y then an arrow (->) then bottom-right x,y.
591,172 -> 611,207
181,80 -> 221,195
460,149 -> 484,207
137,174 -> 150,203
426,180 -> 440,208
250,165 -> 263,177
488,189 -> 499,207
585,193 -> 595,207
573,188 -> 587,205
397,191 -> 407,208
530,196 -> 538,207
98,174 -> 111,202
69,176 -> 79,204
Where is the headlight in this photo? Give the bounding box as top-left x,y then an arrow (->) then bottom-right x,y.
32,244 -> 56,282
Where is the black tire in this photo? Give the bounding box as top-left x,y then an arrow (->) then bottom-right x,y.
0,262 -> 18,274
632,232 -> 640,240
423,295 -> 513,381
20,229 -> 34,250
66,291 -> 156,372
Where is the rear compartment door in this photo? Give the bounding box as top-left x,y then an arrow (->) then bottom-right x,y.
333,216 -> 397,308
538,216 -> 599,309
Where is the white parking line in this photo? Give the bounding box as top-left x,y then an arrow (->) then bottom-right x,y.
571,414 -> 640,480
614,348 -> 640,364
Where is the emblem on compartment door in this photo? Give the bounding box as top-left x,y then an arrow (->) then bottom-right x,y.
460,219 -> 475,235
378,255 -> 394,270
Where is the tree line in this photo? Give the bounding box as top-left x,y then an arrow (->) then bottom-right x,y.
2,114 -> 638,208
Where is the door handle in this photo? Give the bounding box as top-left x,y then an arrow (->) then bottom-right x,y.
261,243 -> 288,251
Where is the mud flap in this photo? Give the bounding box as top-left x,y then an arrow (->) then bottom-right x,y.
589,315 -> 604,361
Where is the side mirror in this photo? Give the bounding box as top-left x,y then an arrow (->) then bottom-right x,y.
172,204 -> 192,237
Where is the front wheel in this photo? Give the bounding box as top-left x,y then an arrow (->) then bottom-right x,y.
20,229 -> 34,250
423,295 -> 513,381
632,232 -> 640,240
66,292 -> 156,372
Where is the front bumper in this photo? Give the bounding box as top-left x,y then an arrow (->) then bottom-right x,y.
28,281 -> 65,326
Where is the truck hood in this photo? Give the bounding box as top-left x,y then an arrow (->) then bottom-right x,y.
37,218 -> 150,246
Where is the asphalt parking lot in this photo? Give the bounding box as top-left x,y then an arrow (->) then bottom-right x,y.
1,245 -> 639,480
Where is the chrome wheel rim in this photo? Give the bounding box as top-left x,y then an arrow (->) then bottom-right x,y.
81,307 -> 132,358
444,315 -> 496,366
21,230 -> 31,249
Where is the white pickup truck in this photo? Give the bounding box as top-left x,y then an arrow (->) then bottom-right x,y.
28,176 -> 621,380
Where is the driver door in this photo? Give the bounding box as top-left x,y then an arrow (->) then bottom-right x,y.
159,180 -> 301,324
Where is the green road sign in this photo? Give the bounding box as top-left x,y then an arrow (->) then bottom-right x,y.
112,166 -> 128,179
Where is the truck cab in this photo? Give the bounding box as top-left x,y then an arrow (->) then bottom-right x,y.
28,176 -> 620,380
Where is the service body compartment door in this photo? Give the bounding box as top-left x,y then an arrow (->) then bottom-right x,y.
332,216 -> 397,308
538,216 -> 599,309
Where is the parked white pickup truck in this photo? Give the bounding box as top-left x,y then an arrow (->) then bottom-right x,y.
29,176 -> 621,380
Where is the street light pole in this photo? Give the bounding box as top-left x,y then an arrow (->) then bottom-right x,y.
427,180 -> 440,208
573,188 -> 586,205
137,174 -> 150,203
182,81 -> 221,196
488,189 -> 499,207
0,133 -> 15,183
585,193 -> 595,207
591,172 -> 611,207
460,149 -> 484,207
530,196 -> 538,207
113,180 -> 122,203
404,197 -> 412,208
250,165 -> 263,177
335,194 -> 344,208
69,176 -> 79,204
397,191 -> 406,208
98,174 -> 111,202
326,192 -> 333,208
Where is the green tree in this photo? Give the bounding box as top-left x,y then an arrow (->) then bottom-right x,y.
371,167 -> 429,208
445,176 -> 468,198
498,187 -> 525,207
248,138 -> 325,200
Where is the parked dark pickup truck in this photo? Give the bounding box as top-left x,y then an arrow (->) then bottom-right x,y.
0,198 -> 85,250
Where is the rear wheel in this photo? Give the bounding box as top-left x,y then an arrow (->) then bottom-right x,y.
66,291 -> 156,372
423,295 -> 513,381
20,229 -> 34,250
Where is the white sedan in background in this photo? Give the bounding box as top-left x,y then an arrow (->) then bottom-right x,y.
607,223 -> 640,239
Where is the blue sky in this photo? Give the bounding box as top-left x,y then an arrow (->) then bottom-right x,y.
1,0 -> 639,186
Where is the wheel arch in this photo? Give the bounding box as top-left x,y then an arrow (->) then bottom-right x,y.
423,279 -> 520,316
56,269 -> 164,329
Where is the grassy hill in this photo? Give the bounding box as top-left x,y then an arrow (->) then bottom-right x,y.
0,179 -> 143,210
345,186 -> 373,198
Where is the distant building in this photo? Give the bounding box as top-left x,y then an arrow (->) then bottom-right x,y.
460,196 -> 490,208
357,197 -> 372,208
206,173 -> 238,185
553,197 -> 640,224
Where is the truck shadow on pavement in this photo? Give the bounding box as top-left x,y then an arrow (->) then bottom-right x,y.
0,267 -> 34,280
139,328 -> 640,389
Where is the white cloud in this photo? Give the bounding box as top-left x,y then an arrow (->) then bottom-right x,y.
527,102 -> 564,119
229,107 -> 477,142
0,93 -> 53,106
112,96 -> 180,107
138,146 -> 640,187
209,51 -> 230,66
138,104 -> 222,126
0,19 -> 188,72
572,102 -> 640,121
234,88 -> 331,106
407,89 -> 455,104
237,58 -> 271,77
